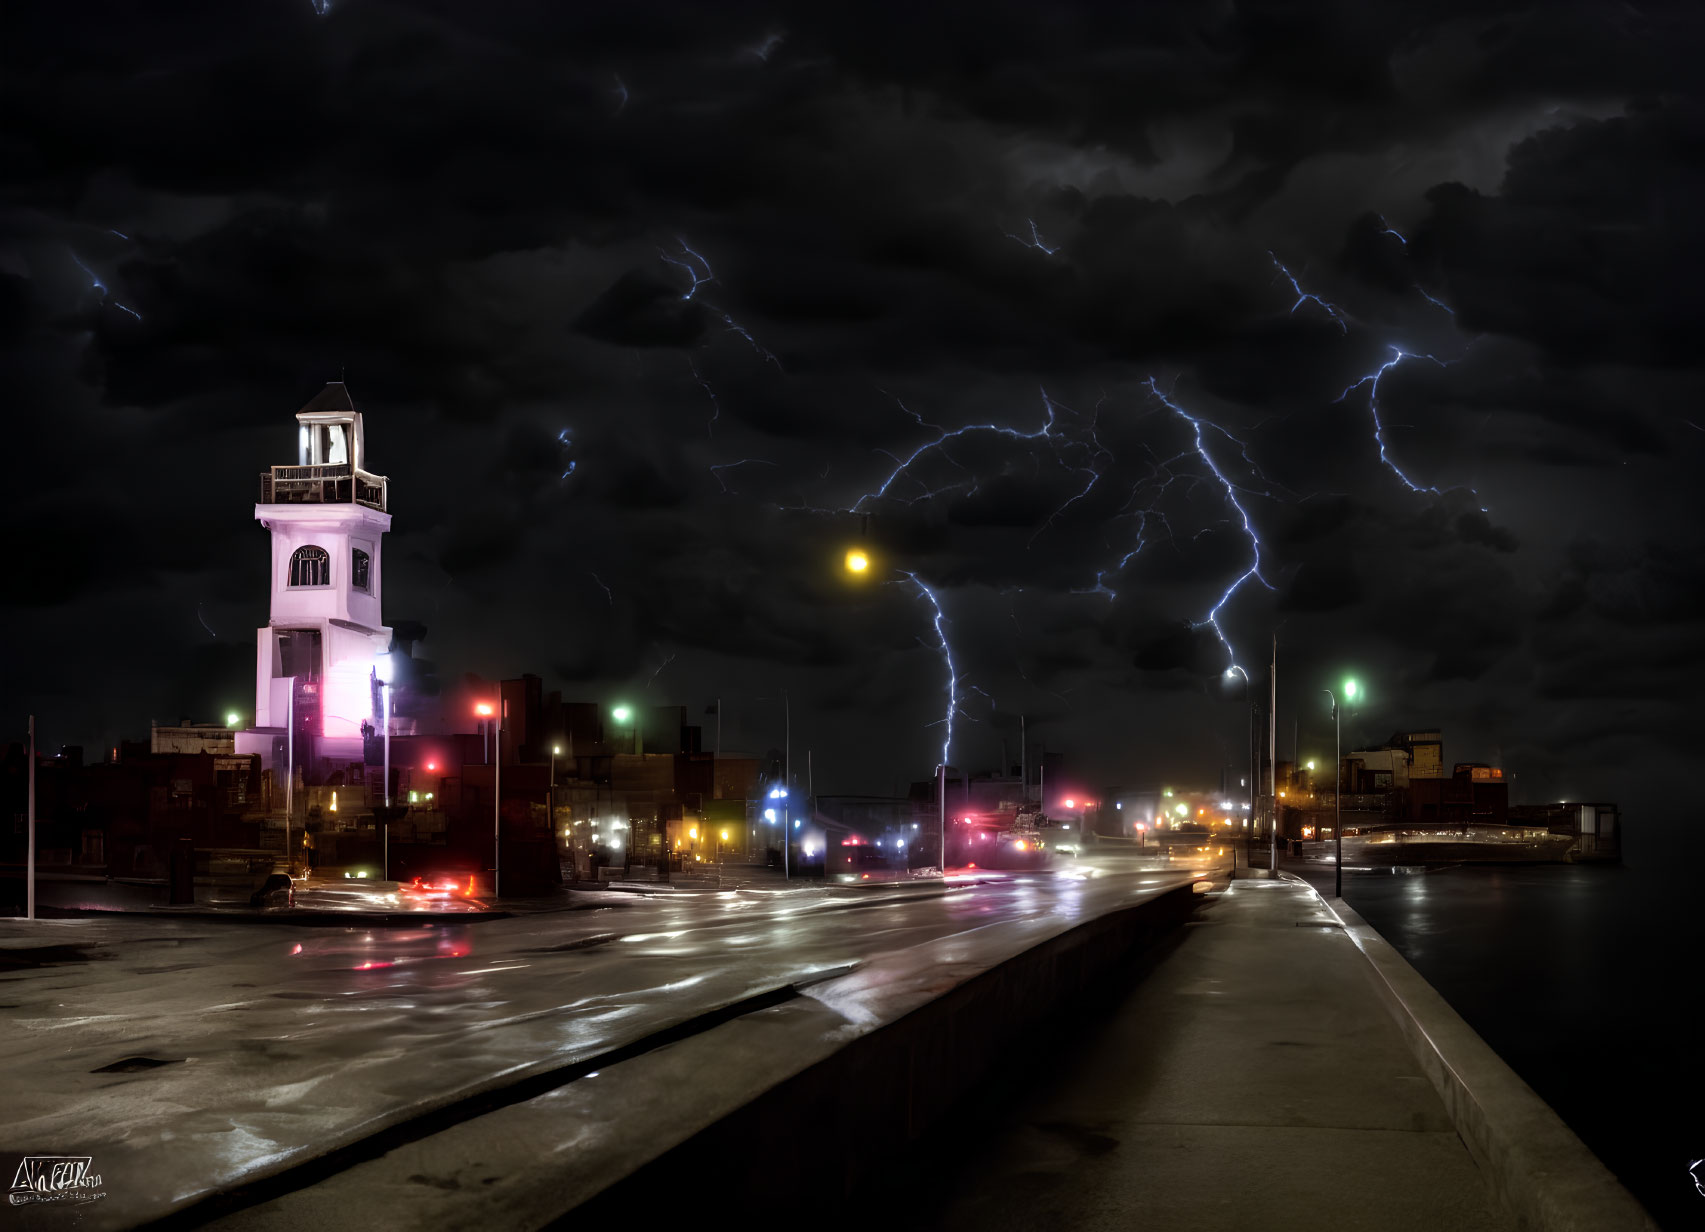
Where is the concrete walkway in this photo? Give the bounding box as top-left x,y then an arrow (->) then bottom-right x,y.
906,874 -> 1513,1232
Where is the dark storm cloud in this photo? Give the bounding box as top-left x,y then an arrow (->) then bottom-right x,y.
3,0 -> 1703,808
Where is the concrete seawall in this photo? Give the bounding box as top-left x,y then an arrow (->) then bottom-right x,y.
1318,888 -> 1657,1231
571,879 -> 1205,1215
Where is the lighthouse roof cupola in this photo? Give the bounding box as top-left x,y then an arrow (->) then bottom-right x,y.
257,381 -> 389,512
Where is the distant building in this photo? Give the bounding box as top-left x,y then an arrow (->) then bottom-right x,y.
1343,746 -> 1411,791
1387,730 -> 1444,779
150,722 -> 235,755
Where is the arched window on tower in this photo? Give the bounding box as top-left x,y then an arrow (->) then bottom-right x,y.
289,545 -> 331,587
351,548 -> 371,592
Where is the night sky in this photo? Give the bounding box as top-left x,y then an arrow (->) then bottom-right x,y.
5,2 -> 1702,833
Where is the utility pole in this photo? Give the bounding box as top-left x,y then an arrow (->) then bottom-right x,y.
783,692 -> 790,881
494,696 -> 504,899
1269,635 -> 1278,872
26,715 -> 36,920
285,680 -> 295,878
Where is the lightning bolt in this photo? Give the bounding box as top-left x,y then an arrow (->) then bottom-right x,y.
589,572 -> 613,606
901,572 -> 960,767
71,251 -> 141,321
1270,251 -> 1347,333
1143,377 -> 1276,675
1334,347 -> 1469,497
1415,285 -> 1456,316
1005,219 -> 1059,255
709,457 -> 777,494
659,239 -> 715,301
690,358 -> 721,436
659,237 -> 781,369
646,653 -> 677,688
837,386 -> 1092,515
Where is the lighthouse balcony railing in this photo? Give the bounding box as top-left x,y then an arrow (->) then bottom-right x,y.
259,464 -> 388,512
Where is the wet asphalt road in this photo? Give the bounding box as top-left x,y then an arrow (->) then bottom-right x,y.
0,850 -> 1214,1227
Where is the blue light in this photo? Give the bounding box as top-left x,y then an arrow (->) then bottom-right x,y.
1143,378 -> 1276,676
764,808 -> 777,823
903,572 -> 960,767
1269,251 -> 1347,333
793,820 -> 800,829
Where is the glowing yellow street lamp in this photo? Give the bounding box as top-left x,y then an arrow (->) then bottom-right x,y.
844,548 -> 870,575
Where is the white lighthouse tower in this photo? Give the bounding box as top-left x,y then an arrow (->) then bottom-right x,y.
245,382 -> 392,778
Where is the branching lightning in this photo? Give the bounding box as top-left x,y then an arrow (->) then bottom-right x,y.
1005,219 -> 1059,255
1270,251 -> 1347,333
901,572 -> 961,767
660,237 -> 781,369
1142,377 -> 1276,674
1334,347 -> 1465,497
834,386 -> 1100,516
659,239 -> 715,301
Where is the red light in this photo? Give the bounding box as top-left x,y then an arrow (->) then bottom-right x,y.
290,943 -> 303,955
426,761 -> 437,772
1064,798 -> 1075,808
475,702 -> 494,717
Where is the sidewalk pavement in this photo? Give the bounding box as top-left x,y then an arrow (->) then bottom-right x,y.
910,873 -> 1514,1232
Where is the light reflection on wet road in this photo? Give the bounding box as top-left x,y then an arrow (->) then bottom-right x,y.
0,852 -> 1208,1226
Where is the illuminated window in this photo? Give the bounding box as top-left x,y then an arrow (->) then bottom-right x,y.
289,545 -> 331,587
351,548 -> 371,592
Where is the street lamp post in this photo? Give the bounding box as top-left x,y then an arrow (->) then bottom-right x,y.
611,705 -> 637,871
1323,678 -> 1359,898
1226,667 -> 1257,876
476,700 -> 500,897
937,763 -> 947,879
26,715 -> 36,920
376,653 -> 395,881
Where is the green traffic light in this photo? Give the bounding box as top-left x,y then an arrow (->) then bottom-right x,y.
612,705 -> 631,722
